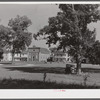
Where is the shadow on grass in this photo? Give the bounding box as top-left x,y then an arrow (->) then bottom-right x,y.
4,67 -> 66,74
4,66 -> 100,74
0,78 -> 99,89
82,68 -> 100,73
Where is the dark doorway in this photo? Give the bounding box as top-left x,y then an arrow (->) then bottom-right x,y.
33,56 -> 35,61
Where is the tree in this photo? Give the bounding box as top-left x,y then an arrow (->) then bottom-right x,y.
0,25 -> 13,61
49,47 -> 57,53
0,49 -> 3,61
0,25 -> 12,47
8,15 -> 32,62
35,4 -> 100,74
93,41 -> 100,64
86,40 -> 100,64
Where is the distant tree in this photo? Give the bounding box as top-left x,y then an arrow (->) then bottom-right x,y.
86,40 -> 100,64
93,41 -> 100,64
8,15 -> 32,62
35,4 -> 100,74
0,25 -> 13,61
0,25 -> 12,47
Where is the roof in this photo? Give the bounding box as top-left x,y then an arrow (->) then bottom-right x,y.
21,51 -> 28,54
3,46 -> 50,54
28,47 -> 40,49
49,47 -> 67,53
28,45 -> 40,49
29,46 -> 50,54
3,49 -> 28,54
54,51 -> 67,54
40,47 -> 50,54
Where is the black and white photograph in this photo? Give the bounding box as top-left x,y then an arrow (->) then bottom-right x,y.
0,2 -> 100,90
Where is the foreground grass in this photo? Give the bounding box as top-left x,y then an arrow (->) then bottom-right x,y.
0,78 -> 99,89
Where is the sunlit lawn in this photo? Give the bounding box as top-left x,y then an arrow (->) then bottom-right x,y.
1,61 -> 100,88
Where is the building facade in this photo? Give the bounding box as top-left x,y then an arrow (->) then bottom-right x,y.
2,46 -> 50,62
2,52 -> 12,61
14,51 -> 28,61
53,51 -> 71,62
49,47 -> 71,62
28,47 -> 50,62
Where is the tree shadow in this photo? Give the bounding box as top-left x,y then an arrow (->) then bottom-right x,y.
4,67 -> 65,74
4,67 -> 100,74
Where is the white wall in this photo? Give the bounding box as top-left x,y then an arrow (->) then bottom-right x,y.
3,52 -> 50,62
21,54 -> 27,57
14,53 -> 27,58
3,53 -> 12,61
14,53 -> 28,61
39,53 -> 50,62
53,52 -> 71,62
65,53 -> 71,62
2,53 -> 27,62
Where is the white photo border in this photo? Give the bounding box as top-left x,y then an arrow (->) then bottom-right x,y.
0,1 -> 99,99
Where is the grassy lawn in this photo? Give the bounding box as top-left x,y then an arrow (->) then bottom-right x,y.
0,78 -> 99,89
1,62 -> 100,88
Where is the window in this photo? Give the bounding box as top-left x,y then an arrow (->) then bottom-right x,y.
33,49 -> 35,51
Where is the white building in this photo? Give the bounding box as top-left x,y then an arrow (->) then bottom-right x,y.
49,47 -> 71,62
28,46 -> 50,62
14,51 -> 28,61
39,48 -> 50,62
2,46 -> 50,62
2,51 -> 12,61
53,51 -> 71,62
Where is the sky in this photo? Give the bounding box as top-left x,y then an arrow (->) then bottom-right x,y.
0,4 -> 100,49
0,4 -> 59,48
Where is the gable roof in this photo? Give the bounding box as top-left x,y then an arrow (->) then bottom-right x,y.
40,47 -> 50,54
28,46 -> 50,54
21,51 -> 28,54
3,46 -> 50,54
49,47 -> 67,53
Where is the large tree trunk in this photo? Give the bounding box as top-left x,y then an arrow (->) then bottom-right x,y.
76,59 -> 82,74
76,53 -> 82,75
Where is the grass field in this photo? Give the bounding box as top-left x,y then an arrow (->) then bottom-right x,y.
1,61 -> 100,88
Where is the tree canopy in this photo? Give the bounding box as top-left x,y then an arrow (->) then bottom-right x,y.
35,4 -> 100,74
85,40 -> 100,64
0,25 -> 12,47
0,25 -> 12,60
8,15 -> 32,53
8,15 -> 32,61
